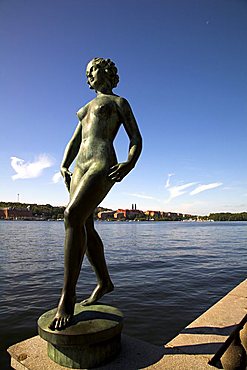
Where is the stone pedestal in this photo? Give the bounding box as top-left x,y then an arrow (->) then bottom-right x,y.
37,303 -> 123,369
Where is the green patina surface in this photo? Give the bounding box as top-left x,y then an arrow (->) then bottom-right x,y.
38,304 -> 123,368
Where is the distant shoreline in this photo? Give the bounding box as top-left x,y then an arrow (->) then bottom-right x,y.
1,218 -> 247,223
0,201 -> 246,222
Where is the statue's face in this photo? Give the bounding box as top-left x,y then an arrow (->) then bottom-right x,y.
86,62 -> 106,90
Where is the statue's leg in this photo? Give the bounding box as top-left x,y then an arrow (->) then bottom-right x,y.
81,214 -> 114,306
49,169 -> 114,330
49,203 -> 87,330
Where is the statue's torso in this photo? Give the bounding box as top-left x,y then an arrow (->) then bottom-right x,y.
75,94 -> 123,174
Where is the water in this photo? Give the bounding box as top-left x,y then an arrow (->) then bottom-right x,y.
1,221 -> 247,369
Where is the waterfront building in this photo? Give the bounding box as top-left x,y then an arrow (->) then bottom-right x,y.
114,208 -> 144,220
145,210 -> 162,218
0,207 -> 33,220
97,210 -> 115,220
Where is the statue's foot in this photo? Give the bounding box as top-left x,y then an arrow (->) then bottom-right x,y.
80,281 -> 114,306
49,293 -> 76,331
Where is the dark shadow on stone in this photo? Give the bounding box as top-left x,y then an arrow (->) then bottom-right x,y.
182,325 -> 237,336
71,310 -> 123,326
92,335 -> 166,370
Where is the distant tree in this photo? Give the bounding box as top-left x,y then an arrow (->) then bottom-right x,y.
208,212 -> 247,221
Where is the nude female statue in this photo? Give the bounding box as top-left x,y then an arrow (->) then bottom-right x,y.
50,57 -> 142,330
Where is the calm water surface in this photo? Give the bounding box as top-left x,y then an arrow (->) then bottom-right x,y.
1,221 -> 247,369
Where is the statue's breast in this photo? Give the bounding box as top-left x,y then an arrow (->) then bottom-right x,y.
84,99 -> 120,139
92,103 -> 112,118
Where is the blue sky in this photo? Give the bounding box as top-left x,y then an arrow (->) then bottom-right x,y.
1,0 -> 246,215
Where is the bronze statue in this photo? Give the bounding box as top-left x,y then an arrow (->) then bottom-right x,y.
49,58 -> 142,330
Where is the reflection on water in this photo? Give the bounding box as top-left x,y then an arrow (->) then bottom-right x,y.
1,221 -> 247,369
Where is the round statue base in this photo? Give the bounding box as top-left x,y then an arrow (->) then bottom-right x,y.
37,303 -> 123,369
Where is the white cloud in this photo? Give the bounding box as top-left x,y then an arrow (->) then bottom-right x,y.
190,182 -> 223,195
164,173 -> 223,201
222,186 -> 233,191
52,171 -> 63,183
165,173 -> 175,188
167,182 -> 197,200
11,154 -> 54,180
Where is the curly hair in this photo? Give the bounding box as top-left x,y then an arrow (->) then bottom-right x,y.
86,57 -> 119,89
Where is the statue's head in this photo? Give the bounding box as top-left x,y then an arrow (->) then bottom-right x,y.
86,58 -> 119,90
